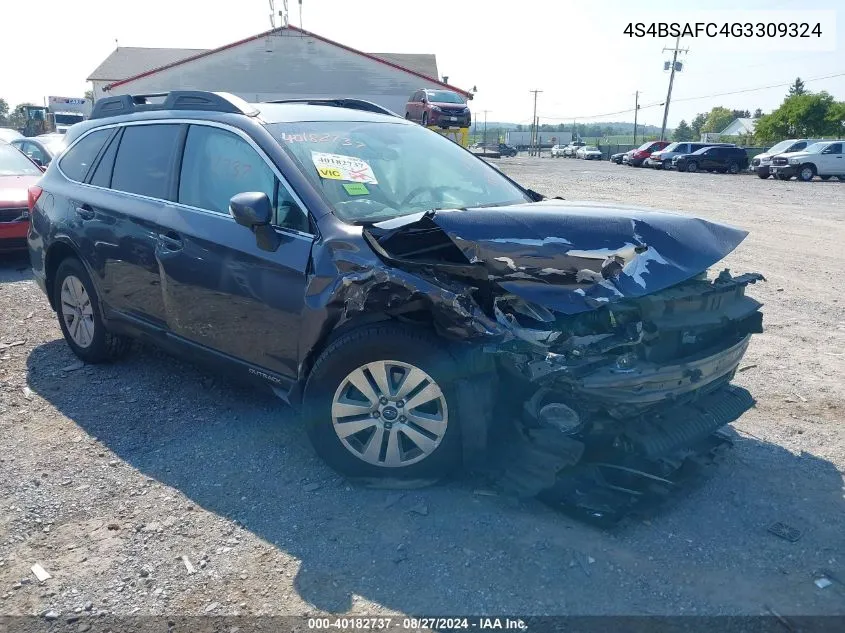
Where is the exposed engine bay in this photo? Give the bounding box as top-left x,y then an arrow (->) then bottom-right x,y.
308,201 -> 765,522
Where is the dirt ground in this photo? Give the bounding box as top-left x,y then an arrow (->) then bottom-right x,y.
1,157 -> 843,621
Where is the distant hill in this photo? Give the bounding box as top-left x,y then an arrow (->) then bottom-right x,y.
471,121 -> 667,135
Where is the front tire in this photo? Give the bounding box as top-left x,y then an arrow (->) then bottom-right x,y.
53,258 -> 132,363
727,162 -> 739,174
303,324 -> 462,481
798,164 -> 816,182
686,161 -> 698,173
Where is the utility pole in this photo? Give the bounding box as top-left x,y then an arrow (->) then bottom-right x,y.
482,110 -> 491,148
633,91 -> 639,145
529,90 -> 542,156
660,37 -> 688,141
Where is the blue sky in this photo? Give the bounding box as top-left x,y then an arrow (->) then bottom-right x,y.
2,0 -> 842,127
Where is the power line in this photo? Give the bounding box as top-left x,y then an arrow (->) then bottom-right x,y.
536,69 -> 845,122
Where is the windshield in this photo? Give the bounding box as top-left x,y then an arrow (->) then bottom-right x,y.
0,128 -> 23,142
268,121 -> 530,223
584,146 -> 599,151
661,143 -> 679,152
426,91 -> 465,104
766,140 -> 797,155
0,143 -> 41,176
54,113 -> 84,125
803,142 -> 827,154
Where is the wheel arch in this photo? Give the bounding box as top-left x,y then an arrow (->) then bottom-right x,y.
44,239 -> 96,311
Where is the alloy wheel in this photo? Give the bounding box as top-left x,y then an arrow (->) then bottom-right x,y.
331,360 -> 448,467
60,275 -> 95,348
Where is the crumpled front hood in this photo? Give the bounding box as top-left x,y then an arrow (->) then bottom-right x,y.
367,200 -> 749,315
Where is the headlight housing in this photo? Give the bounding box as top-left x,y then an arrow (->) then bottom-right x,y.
789,158 -> 800,165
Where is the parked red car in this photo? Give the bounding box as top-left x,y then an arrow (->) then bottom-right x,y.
405,89 -> 471,128
0,142 -> 44,252
626,140 -> 671,167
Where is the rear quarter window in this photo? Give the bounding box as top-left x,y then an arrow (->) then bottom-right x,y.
59,129 -> 111,182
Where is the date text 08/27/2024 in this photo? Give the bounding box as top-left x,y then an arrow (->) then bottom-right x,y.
307,618 -> 528,631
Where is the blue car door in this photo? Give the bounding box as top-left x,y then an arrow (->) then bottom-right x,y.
155,123 -> 314,383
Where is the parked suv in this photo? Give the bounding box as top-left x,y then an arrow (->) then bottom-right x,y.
769,141 -> 845,181
405,89 -> 471,128
27,91 -> 764,504
750,139 -> 827,179
673,146 -> 749,173
648,142 -> 735,169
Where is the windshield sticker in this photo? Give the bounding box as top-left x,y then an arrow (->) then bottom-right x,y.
343,183 -> 370,196
281,132 -> 366,148
311,152 -> 379,184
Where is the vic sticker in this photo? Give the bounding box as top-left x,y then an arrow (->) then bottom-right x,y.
311,152 -> 378,184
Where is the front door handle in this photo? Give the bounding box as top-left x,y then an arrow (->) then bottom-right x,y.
75,204 -> 95,220
158,232 -> 183,251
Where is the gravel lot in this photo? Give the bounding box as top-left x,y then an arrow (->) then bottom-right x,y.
1,157 -> 844,621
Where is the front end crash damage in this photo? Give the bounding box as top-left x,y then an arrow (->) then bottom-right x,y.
311,202 -> 765,521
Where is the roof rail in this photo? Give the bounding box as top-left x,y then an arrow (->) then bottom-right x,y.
263,98 -> 399,117
90,91 -> 259,120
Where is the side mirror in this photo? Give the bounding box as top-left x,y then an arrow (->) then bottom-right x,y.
229,192 -> 281,252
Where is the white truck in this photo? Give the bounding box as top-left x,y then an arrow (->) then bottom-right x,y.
47,96 -> 91,134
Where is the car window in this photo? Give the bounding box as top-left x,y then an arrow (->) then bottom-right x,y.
822,143 -> 842,154
18,141 -> 46,164
59,129 -> 111,182
179,125 -> 309,232
89,129 -> 122,188
789,142 -> 807,152
112,124 -> 182,199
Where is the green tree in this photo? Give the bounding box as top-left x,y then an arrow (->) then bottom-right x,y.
731,109 -> 751,119
753,108 -> 763,119
702,107 -> 735,134
754,91 -> 842,142
0,98 -> 9,125
690,113 -> 707,138
788,77 -> 806,97
672,119 -> 694,142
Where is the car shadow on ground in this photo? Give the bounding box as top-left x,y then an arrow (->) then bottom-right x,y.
24,336 -> 845,614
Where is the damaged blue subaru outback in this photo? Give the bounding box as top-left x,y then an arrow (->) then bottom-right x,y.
27,92 -> 764,520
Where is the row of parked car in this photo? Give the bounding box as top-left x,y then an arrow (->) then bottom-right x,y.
550,142 -> 602,159
610,138 -> 845,181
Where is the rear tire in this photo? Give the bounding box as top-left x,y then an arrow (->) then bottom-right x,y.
686,161 -> 698,173
757,172 -> 769,179
53,258 -> 132,364
820,175 -> 831,181
302,323 -> 462,481
727,162 -> 739,174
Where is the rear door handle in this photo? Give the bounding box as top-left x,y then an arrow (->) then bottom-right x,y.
158,232 -> 183,251
75,204 -> 95,220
